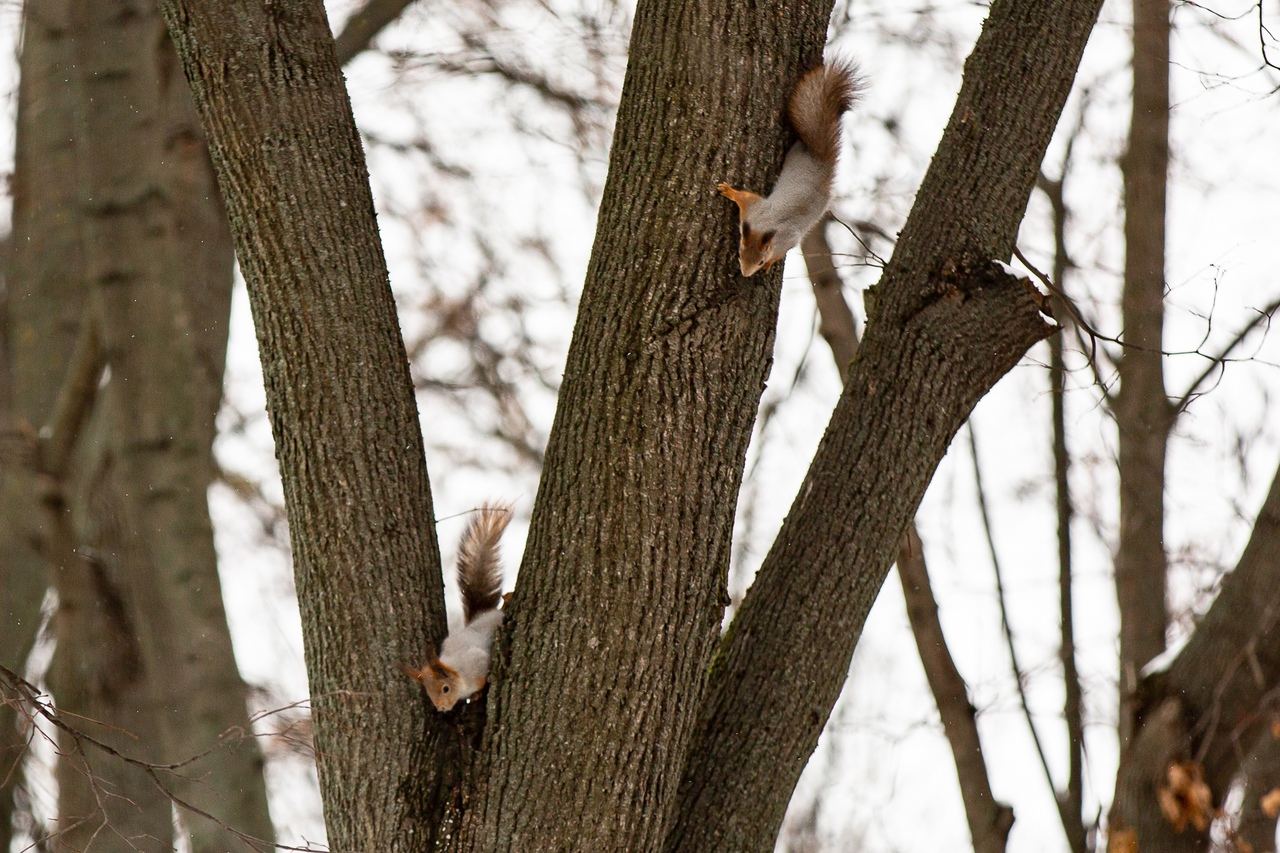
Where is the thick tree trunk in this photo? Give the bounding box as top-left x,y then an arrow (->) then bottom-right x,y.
64,4 -> 274,849
158,3 -> 454,850
667,2 -> 1095,848
456,1 -> 836,849
1116,0 -> 1171,748
1110,462 -> 1280,850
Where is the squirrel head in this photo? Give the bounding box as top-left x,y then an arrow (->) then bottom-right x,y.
717,183 -> 780,277
404,653 -> 465,712
736,221 -> 780,277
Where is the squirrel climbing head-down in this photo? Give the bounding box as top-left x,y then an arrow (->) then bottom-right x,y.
405,504 -> 511,712
719,60 -> 864,277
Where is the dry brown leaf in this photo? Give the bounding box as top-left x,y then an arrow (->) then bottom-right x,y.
1261,787 -> 1280,819
1107,828 -> 1138,853
1158,760 -> 1214,832
1271,719 -> 1280,740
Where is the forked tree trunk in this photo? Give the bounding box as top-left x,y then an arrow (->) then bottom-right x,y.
157,0 -> 1106,848
668,2 -> 1095,848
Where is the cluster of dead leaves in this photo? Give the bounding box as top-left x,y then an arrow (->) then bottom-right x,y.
1158,761 -> 1215,833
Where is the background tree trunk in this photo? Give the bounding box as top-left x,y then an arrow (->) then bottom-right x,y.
2,1 -> 275,848
1110,462 -> 1280,850
67,2 -> 274,846
1115,0 -> 1171,748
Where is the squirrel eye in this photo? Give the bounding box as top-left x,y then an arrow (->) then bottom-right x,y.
441,685 -> 450,693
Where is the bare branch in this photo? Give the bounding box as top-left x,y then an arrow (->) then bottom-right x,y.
1172,297 -> 1280,416
968,425 -> 1083,843
333,0 -> 418,66
0,664 -> 340,853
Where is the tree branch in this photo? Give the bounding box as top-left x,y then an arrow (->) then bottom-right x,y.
333,0 -> 417,66
803,222 -> 1014,853
668,0 -> 1094,846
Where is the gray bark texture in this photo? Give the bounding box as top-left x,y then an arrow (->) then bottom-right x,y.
156,2 -> 457,850
804,227 -> 1014,853
1,0 -> 275,849
1116,0 -> 1172,748
1109,463 -> 1280,850
666,1 -> 1094,848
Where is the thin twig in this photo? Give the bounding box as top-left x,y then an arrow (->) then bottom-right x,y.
967,425 -> 1065,814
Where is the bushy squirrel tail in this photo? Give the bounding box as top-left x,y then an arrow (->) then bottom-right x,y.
457,505 -> 511,623
788,60 -> 864,167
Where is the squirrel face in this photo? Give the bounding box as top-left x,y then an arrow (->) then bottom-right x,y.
737,221 -> 779,277
404,655 -> 465,712
717,182 -> 780,277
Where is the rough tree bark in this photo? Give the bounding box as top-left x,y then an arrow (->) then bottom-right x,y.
157,0 -> 1103,850
1110,462 -> 1280,850
667,2 -> 1096,848
457,0 -> 844,844
802,227 -> 1014,853
157,3 -> 454,850
1116,0 -> 1171,748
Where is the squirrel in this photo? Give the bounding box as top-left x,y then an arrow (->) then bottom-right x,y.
718,60 -> 864,277
405,504 -> 512,712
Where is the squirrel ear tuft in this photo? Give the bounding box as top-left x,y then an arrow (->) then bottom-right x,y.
425,652 -> 457,679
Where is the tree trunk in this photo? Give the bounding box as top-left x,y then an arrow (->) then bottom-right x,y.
803,226 -> 1014,853
456,0 -> 842,845
1237,736 -> 1280,853
1115,0 -> 1171,748
64,4 -> 274,849
3,1 -> 108,846
1110,462 -> 1280,850
668,2 -> 1094,848
157,3 -> 454,850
